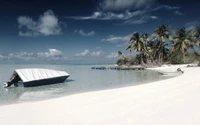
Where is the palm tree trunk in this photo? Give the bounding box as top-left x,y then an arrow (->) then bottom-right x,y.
161,51 -> 163,65
140,53 -> 144,65
183,52 -> 185,63
159,53 -> 162,65
140,54 -> 143,65
159,37 -> 164,65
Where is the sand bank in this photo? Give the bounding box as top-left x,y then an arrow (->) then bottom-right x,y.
0,65 -> 200,125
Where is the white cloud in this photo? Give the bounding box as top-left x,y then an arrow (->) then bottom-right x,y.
123,15 -> 158,24
106,52 -> 118,58
0,54 -> 8,60
67,10 -> 144,20
100,0 -> 156,11
5,49 -> 65,61
102,34 -> 134,47
101,35 -> 131,43
0,54 -> 4,58
65,1 -> 181,26
154,5 -> 180,11
75,49 -> 90,56
186,21 -> 199,30
116,42 -> 129,48
9,52 -> 35,60
150,16 -> 158,19
174,10 -> 183,15
75,29 -> 96,36
19,31 -> 36,37
187,26 -> 196,31
91,50 -> 103,57
37,49 -> 63,60
18,10 -> 62,37
88,31 -> 96,36
49,49 -> 62,57
37,52 -> 50,58
75,49 -> 103,57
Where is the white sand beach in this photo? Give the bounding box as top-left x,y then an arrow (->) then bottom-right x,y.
0,65 -> 200,125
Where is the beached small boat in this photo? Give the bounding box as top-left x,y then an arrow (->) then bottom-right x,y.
3,68 -> 70,87
158,71 -> 182,76
158,68 -> 184,76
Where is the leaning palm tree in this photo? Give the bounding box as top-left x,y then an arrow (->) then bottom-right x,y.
126,45 -> 132,55
171,27 -> 195,63
153,25 -> 171,65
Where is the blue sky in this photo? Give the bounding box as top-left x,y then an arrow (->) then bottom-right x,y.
0,0 -> 200,64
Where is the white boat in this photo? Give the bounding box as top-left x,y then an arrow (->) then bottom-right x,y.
158,71 -> 182,76
157,68 -> 184,76
4,68 -> 70,87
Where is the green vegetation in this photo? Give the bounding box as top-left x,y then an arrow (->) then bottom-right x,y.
116,25 -> 200,66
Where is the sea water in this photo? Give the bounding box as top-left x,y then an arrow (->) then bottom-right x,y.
0,64 -> 172,105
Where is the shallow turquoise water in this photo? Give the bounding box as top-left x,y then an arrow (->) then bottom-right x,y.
0,64 -> 172,105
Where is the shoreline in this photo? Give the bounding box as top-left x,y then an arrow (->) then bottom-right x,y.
0,65 -> 170,106
0,65 -> 200,125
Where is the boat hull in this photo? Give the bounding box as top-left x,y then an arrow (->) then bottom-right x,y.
23,75 -> 69,87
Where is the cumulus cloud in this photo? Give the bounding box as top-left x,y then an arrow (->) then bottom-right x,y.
75,29 -> 96,36
0,54 -> 8,60
91,50 -> 103,57
101,35 -> 131,43
37,52 -> 51,58
8,52 -> 35,60
75,49 -> 103,57
75,49 -> 90,56
37,49 -> 63,61
17,10 -> 62,37
106,52 -> 118,58
49,49 -> 62,57
100,0 -> 156,11
3,49 -> 65,62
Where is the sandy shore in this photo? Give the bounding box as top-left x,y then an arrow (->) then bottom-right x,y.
0,65 -> 200,125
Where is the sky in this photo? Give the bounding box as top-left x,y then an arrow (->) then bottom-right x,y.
0,0 -> 200,64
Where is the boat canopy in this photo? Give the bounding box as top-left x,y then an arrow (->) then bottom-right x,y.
13,68 -> 70,82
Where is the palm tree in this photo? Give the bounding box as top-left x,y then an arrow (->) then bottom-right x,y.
140,33 -> 149,64
195,26 -> 200,47
171,27 -> 195,63
153,25 -> 171,65
196,26 -> 200,38
129,32 -> 142,51
117,51 -> 127,66
126,45 -> 132,55
118,51 -> 123,58
128,32 -> 149,65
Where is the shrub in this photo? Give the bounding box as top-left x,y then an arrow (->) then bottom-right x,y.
116,57 -> 128,66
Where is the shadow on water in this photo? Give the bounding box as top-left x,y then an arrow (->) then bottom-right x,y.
64,79 -> 75,83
